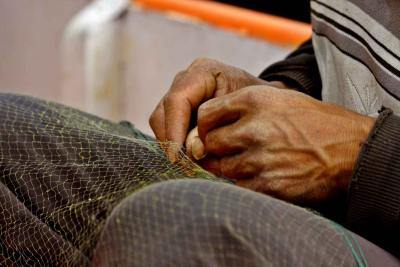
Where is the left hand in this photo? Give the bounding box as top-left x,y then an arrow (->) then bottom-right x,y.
195,85 -> 375,204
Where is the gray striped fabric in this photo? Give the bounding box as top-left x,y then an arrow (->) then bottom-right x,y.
92,179 -> 362,267
311,0 -> 400,115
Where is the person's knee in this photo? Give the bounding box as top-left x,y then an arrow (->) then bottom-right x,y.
94,179 -> 273,266
114,178 -> 221,217
92,179 -> 359,267
92,179 -> 226,266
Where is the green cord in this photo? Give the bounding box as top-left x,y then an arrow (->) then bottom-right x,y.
329,221 -> 368,267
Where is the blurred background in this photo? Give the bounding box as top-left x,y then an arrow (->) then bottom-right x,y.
0,0 -> 310,134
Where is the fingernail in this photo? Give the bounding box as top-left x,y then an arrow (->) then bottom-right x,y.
167,143 -> 181,163
192,137 -> 206,160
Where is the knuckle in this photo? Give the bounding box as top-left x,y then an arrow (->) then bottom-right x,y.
189,58 -> 222,74
204,133 -> 218,152
197,103 -> 209,121
149,100 -> 165,130
241,131 -> 257,145
172,70 -> 187,85
220,157 -> 250,178
191,57 -> 211,67
244,88 -> 261,105
265,179 -> 284,194
149,111 -> 158,129
149,112 -> 155,125
163,92 -> 181,107
175,70 -> 187,79
204,131 -> 231,157
237,124 -> 257,145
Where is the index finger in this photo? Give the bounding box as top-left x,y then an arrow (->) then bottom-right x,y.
163,72 -> 217,152
149,99 -> 166,141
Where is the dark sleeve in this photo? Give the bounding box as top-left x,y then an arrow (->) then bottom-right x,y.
258,39 -> 322,100
346,109 -> 400,257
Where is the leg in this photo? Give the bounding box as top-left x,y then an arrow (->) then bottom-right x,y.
93,179 -> 398,267
0,94 -> 220,266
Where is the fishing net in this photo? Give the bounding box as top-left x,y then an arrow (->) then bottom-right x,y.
0,93 -> 223,266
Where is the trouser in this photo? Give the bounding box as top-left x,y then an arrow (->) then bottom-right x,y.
92,179 -> 400,267
0,93 -> 217,266
0,93 -> 398,266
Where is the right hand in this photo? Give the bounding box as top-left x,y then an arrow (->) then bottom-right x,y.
149,58 -> 272,159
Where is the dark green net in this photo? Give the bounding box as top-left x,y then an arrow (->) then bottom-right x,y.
0,94 -> 222,266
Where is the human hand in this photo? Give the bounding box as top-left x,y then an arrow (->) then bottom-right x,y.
149,58 -> 280,160
195,85 -> 375,204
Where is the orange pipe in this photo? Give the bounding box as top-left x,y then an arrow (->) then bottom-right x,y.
133,0 -> 311,46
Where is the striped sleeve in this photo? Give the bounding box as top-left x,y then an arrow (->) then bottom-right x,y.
258,39 -> 322,100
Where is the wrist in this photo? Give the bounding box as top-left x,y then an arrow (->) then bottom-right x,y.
339,115 -> 376,192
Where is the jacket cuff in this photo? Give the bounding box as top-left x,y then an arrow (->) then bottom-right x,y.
259,54 -> 322,100
347,109 -> 400,254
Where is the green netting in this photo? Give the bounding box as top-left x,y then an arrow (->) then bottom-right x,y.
0,93 -> 224,266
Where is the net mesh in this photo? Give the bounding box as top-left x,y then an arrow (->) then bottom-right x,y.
0,93 -> 223,266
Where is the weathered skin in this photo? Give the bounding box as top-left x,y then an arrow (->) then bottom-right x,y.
151,58 -> 375,206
